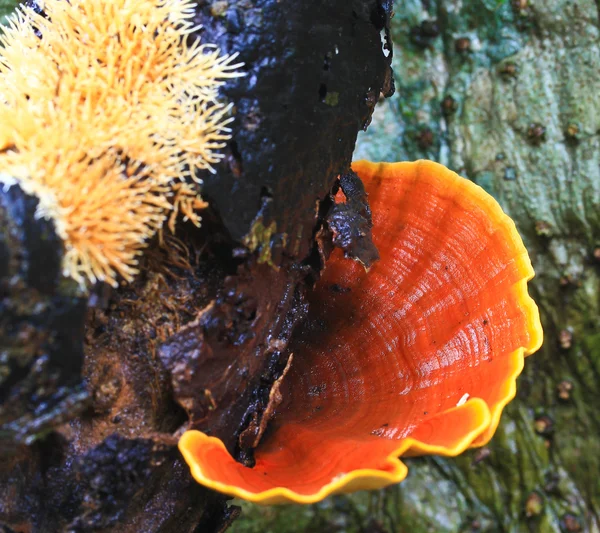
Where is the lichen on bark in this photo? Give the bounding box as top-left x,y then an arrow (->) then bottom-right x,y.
233,0 -> 600,531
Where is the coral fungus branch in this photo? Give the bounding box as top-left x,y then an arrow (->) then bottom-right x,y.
0,0 -> 243,287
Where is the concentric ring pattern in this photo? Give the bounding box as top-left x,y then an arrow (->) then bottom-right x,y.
179,160 -> 543,504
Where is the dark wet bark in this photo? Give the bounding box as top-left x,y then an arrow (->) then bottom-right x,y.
0,1 -> 392,531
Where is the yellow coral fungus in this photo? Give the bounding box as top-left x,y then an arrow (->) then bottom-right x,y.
0,0 -> 242,286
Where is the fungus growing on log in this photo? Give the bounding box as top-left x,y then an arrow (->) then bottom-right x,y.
0,1 -> 396,527
0,0 -> 242,287
179,160 -> 543,504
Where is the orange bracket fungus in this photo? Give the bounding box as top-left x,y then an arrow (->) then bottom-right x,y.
179,160 -> 543,504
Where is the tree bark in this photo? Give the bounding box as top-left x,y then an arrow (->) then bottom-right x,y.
233,1 -> 600,532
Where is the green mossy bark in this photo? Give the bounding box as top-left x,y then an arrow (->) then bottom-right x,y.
0,1 -> 18,25
232,1 -> 600,532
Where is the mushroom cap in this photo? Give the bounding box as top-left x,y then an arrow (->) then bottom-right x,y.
179,160 -> 543,504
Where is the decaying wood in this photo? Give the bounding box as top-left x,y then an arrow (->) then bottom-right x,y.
0,1 -> 393,531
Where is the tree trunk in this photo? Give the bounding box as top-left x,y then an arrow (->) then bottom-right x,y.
233,1 -> 600,532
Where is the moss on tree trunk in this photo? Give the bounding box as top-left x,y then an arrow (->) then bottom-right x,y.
233,1 -> 600,532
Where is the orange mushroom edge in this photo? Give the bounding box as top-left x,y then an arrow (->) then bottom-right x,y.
178,159 -> 544,505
